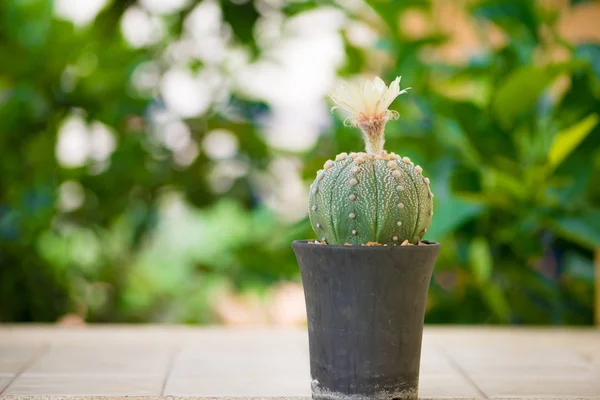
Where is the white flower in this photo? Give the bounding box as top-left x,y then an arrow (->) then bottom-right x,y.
330,76 -> 410,126
329,76 -> 410,154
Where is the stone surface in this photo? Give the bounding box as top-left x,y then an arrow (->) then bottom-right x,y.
164,377 -> 311,397
418,372 -> 483,398
0,346 -> 43,374
0,376 -> 13,392
4,375 -> 163,396
0,326 -> 599,399
25,345 -> 172,376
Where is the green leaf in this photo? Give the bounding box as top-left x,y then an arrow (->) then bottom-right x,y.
482,284 -> 511,322
563,251 -> 595,283
468,237 -> 493,284
220,0 -> 260,55
425,160 -> 485,241
492,66 -> 556,129
575,44 -> 600,82
551,210 -> 600,250
445,101 -> 517,161
434,117 -> 481,168
492,61 -> 587,130
282,0 -> 339,16
470,0 -> 539,41
427,159 -> 485,241
340,39 -> 364,75
4,0 -> 53,49
427,198 -> 484,240
548,114 -> 599,170
364,0 -> 430,35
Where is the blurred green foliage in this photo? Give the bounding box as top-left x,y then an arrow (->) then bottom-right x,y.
1,0 -> 599,324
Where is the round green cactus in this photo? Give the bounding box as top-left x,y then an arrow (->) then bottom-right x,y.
308,76 -> 433,245
308,152 -> 433,245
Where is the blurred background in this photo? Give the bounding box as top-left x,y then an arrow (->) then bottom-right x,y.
1,0 -> 599,325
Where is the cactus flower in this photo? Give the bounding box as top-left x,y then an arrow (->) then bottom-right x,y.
330,76 -> 410,153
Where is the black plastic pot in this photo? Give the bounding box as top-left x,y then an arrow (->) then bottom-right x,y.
293,240 -> 440,400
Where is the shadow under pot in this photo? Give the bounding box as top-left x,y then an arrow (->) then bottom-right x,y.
293,240 -> 440,400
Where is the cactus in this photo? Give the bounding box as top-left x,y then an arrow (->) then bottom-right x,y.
308,76 -> 433,245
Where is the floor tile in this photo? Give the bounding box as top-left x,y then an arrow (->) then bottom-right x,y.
419,372 -> 483,398
0,376 -> 14,392
164,376 -> 311,397
24,345 -> 173,376
449,347 -> 587,365
170,353 -> 309,379
4,375 -> 163,396
0,346 -> 42,374
472,374 -> 600,398
420,349 -> 457,375
449,347 -> 593,376
179,339 -> 308,362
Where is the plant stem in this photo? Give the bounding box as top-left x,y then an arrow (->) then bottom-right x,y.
358,118 -> 387,154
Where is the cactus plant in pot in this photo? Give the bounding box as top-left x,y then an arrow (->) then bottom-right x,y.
293,76 -> 440,400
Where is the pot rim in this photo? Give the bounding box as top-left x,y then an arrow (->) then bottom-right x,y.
293,239 -> 441,251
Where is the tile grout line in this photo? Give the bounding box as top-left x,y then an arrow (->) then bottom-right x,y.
437,345 -> 488,399
160,345 -> 181,396
0,344 -> 50,395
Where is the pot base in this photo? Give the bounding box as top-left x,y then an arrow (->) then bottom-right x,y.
312,380 -> 417,400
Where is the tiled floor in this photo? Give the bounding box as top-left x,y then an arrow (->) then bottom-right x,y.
0,326 -> 599,399
0,376 -> 12,393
